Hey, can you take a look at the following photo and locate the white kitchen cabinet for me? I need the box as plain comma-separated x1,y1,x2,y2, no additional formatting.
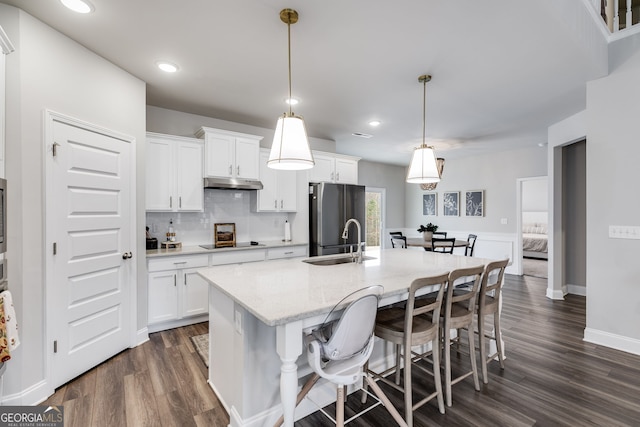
195,127,263,180
146,132,203,212
266,245,307,260
308,151,359,184
256,149,297,212
147,254,209,332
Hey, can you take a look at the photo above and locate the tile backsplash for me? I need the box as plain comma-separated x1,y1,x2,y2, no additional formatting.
146,189,292,245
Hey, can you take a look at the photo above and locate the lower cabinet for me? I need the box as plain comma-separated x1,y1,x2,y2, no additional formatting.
148,254,209,332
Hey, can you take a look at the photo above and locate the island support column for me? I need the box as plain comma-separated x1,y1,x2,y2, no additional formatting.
276,320,303,427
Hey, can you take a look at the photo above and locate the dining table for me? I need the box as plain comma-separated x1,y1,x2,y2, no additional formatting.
405,237,469,250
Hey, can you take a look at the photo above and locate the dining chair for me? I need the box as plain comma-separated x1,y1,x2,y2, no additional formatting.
431,237,456,254
274,285,407,427
363,273,449,426
440,266,484,407
465,234,477,256
390,231,407,249
432,231,448,238
476,259,509,383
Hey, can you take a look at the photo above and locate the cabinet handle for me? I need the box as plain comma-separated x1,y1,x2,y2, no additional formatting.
169,196,173,208
280,200,283,209
237,165,240,175
173,261,187,265
179,196,182,208
174,274,177,287
336,172,340,181
274,200,278,209
229,165,232,175
331,172,334,181
184,274,187,286
284,251,293,255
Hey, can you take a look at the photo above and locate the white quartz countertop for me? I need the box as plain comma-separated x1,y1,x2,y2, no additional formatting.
198,249,494,327
146,240,306,258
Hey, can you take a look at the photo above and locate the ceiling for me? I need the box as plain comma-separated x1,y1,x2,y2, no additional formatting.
1,0,608,165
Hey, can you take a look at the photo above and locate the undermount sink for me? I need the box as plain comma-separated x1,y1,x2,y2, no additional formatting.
302,255,376,266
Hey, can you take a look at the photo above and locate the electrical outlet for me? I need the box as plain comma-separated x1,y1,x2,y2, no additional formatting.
234,309,243,334
500,218,508,225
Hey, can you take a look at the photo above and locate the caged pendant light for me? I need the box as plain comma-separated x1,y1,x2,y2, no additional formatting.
406,74,443,184
268,9,315,170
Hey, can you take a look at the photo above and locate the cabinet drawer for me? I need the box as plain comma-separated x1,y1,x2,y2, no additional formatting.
148,254,209,272
210,249,266,266
267,246,307,260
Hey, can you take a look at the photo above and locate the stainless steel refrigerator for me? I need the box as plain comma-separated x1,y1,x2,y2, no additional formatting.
309,182,366,256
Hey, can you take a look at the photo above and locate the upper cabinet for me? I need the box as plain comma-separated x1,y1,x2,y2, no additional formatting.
308,151,360,184
195,127,263,180
146,132,203,212
256,149,297,212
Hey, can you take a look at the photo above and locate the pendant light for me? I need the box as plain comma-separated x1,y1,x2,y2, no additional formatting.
406,74,442,184
268,9,314,170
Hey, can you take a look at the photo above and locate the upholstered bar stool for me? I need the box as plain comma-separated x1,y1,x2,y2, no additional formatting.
440,266,484,407
363,273,449,427
476,259,509,383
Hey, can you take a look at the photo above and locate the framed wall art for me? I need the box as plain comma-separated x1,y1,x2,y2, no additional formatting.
422,193,437,216
465,190,484,217
443,191,459,216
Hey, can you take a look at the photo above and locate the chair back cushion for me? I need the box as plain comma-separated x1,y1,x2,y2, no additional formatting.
312,286,383,361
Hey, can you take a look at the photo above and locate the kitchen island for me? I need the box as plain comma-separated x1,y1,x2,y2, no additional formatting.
198,249,496,427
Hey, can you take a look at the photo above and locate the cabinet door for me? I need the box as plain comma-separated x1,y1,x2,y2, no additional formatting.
257,150,278,211
146,137,175,210
182,268,209,318
309,154,335,183
205,133,234,177
148,271,179,324
277,169,298,211
335,158,358,184
235,137,260,179
176,141,203,211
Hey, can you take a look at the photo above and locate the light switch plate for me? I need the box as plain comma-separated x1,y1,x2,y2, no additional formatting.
501,218,508,225
609,225,640,239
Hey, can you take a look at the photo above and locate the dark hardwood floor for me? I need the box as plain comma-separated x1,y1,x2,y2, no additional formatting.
45,274,640,426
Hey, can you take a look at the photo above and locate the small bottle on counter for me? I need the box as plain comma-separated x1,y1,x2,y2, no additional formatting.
284,219,291,242
167,219,176,242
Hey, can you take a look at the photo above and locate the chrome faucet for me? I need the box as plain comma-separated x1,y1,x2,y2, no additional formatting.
341,218,363,263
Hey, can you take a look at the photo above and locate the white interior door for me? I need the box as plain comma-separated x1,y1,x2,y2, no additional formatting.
48,116,134,387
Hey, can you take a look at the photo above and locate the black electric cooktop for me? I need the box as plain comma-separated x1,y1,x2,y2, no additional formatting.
199,241,264,250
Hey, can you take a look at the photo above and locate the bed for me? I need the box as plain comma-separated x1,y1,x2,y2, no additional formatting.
522,212,548,259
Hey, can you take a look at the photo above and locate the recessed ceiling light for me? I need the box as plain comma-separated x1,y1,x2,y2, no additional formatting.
285,97,299,105
157,61,179,73
60,0,94,14
369,120,381,127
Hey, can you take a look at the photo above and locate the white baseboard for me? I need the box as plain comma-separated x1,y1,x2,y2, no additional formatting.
2,379,51,406
546,287,565,300
584,328,640,356
136,327,149,346
566,284,586,296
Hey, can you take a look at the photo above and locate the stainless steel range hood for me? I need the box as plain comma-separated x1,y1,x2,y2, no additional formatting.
203,177,263,190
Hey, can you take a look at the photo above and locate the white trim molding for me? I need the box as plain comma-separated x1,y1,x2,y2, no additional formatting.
584,328,640,356
566,284,587,296
0,25,15,55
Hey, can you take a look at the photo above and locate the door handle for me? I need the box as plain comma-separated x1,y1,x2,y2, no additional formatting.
122,252,133,260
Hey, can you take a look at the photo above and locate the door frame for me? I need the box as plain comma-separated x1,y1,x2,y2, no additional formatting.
43,110,137,391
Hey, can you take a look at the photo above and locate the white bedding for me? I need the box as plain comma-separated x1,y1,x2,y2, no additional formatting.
523,233,548,253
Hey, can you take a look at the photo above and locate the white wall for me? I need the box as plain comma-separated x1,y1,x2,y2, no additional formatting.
522,178,548,212
358,160,406,232
0,5,146,403
583,47,640,354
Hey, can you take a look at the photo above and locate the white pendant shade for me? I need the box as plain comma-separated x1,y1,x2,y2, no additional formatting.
268,114,314,170
406,145,441,184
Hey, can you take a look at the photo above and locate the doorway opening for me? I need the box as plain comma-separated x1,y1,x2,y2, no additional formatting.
519,176,549,279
